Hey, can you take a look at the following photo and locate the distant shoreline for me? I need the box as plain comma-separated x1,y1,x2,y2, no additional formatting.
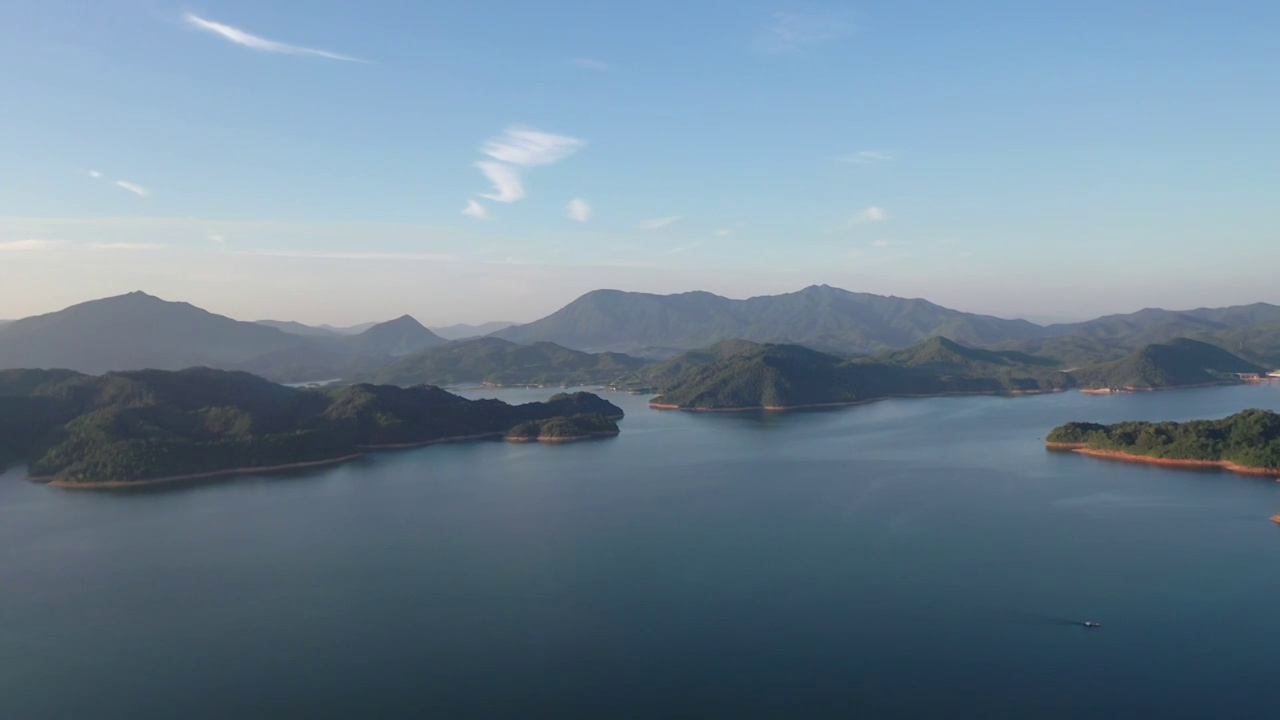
505,430,621,443
1079,381,1239,395
33,429,565,489
1046,443,1280,479
650,387,1065,413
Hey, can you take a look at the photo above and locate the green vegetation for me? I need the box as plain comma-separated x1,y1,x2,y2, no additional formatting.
1046,409,1280,470
646,335,1267,410
504,413,620,442
357,337,645,387
1068,339,1262,390
0,368,622,485
649,340,1071,409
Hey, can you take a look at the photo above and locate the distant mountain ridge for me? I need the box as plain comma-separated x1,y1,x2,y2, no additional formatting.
431,321,518,340
493,285,1046,355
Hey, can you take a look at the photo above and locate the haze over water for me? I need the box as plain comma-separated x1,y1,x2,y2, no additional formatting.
3,385,1279,718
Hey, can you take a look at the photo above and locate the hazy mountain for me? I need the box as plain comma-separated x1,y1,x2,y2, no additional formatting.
346,315,446,357
1070,339,1264,390
1043,303,1280,340
0,292,307,373
430,321,519,340
358,337,645,387
320,322,379,335
494,285,1045,355
255,320,343,338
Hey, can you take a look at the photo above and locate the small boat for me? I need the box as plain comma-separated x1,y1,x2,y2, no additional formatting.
1082,621,1101,628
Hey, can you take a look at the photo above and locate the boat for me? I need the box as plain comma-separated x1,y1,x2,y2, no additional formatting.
1082,621,1101,628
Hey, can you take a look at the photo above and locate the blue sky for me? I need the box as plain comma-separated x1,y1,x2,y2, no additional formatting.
1,0,1278,324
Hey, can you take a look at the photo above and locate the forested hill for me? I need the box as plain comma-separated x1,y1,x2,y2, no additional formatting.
0,368,622,486
1046,410,1280,470
356,337,646,387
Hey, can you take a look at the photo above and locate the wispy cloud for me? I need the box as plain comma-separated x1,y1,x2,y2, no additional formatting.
566,198,592,222
462,199,489,219
114,180,150,197
207,233,226,245
471,126,585,205
82,169,103,179
481,127,586,167
714,228,733,238
664,240,703,255
475,162,524,203
757,12,854,54
837,150,893,165
639,215,682,230
183,13,370,63
847,206,888,225
0,239,67,251
569,58,610,71
871,239,891,247
90,242,164,251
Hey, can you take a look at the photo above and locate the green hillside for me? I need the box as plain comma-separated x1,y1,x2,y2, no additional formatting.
0,368,622,485
1070,339,1263,390
357,338,646,387
1047,409,1280,470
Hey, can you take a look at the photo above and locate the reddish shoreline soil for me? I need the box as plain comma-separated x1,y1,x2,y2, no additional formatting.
41,453,367,490
1046,443,1280,479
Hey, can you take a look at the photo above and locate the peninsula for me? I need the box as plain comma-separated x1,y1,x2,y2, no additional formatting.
1046,409,1280,478
0,368,623,488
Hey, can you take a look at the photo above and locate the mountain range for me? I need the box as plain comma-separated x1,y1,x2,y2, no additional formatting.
0,292,444,376
1,288,1276,384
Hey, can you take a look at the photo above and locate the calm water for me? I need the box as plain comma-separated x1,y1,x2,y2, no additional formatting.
3,385,1280,718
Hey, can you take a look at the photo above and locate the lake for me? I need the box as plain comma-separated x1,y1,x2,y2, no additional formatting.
3,385,1280,718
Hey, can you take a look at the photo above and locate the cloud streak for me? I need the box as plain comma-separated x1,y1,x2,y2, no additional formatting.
481,127,586,167
183,13,370,63
639,215,682,230
569,58,610,71
90,242,164,251
566,198,592,222
847,206,888,225
757,12,854,54
475,162,524,203
114,180,150,197
0,239,67,251
462,199,489,219
838,150,893,165
664,240,703,255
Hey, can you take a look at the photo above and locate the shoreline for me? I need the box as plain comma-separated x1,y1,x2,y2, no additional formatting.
505,430,621,443
1080,380,1238,395
41,454,367,490
36,426,593,490
650,387,1066,413
1046,443,1280,479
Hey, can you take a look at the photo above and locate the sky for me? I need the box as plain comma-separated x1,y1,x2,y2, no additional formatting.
2,0,1278,325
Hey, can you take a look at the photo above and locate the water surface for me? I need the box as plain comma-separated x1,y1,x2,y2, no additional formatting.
3,385,1279,718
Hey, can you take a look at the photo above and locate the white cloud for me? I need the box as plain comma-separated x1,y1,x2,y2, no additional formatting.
114,180,150,197
569,58,610,71
481,127,586,167
90,243,165,251
757,12,854,54
714,228,733,238
566,198,592,222
848,206,888,225
475,162,524,203
83,169,103,179
837,150,893,165
0,239,67,251
208,233,226,244
664,240,703,255
184,13,369,62
462,199,489,219
871,239,891,247
639,215,683,230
